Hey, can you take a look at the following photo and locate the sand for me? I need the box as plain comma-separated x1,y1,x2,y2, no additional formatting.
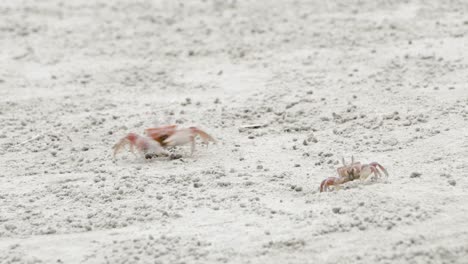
0,0,467,263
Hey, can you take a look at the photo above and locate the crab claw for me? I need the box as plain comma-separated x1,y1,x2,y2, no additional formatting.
113,133,142,158
144,138,169,156
163,128,193,146
113,133,168,159
113,137,131,158
320,177,343,192
190,127,216,144
369,162,389,177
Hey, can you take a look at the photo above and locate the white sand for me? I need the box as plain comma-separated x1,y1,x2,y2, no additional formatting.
1,0,467,263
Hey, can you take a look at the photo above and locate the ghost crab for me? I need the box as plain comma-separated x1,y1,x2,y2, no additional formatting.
320,156,389,192
113,125,216,159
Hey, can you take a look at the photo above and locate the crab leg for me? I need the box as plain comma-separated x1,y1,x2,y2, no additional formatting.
113,138,128,158
129,142,137,156
365,165,380,180
369,162,389,177
372,165,382,178
190,135,195,155
320,176,350,192
191,127,216,144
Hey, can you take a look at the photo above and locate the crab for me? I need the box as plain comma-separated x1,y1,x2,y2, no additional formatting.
145,125,216,155
320,156,389,192
113,125,216,159
113,133,169,159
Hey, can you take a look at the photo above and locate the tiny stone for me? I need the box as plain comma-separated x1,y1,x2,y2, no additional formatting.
295,186,303,192
4,224,17,231
45,228,56,234
448,180,456,186
169,154,182,160
410,172,422,178
402,120,412,126
332,207,341,214
384,138,399,146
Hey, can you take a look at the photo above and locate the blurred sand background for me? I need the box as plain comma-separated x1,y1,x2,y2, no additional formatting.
0,0,467,263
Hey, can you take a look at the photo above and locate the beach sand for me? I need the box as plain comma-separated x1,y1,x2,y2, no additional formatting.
0,0,467,263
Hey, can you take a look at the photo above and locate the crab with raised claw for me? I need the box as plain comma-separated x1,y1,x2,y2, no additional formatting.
320,156,389,192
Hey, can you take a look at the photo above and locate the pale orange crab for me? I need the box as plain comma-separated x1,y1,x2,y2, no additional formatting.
320,156,389,192
144,125,216,155
113,125,216,159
